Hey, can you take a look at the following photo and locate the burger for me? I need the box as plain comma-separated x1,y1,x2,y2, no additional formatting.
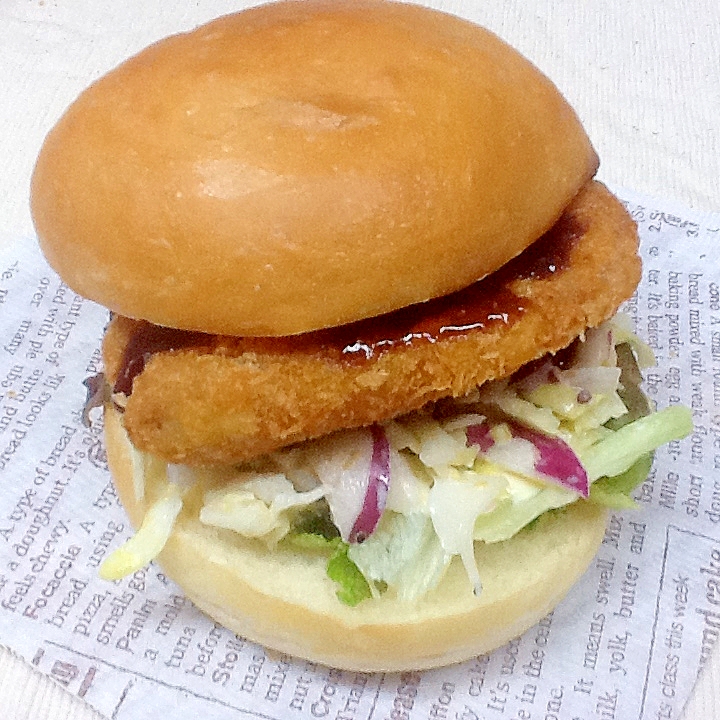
30,0,691,671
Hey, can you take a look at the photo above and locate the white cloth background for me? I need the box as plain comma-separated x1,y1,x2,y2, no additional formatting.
1,1,718,718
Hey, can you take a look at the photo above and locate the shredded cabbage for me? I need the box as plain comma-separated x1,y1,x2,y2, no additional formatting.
428,472,504,595
473,484,575,543
129,436,146,502
199,474,325,545
100,483,183,580
347,512,449,601
305,428,375,541
385,448,430,515
103,315,691,605
611,312,656,368
581,405,693,481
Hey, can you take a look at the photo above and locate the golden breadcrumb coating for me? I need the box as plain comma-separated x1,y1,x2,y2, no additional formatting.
103,181,640,466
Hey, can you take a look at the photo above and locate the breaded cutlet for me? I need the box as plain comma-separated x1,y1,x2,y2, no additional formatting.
103,181,640,466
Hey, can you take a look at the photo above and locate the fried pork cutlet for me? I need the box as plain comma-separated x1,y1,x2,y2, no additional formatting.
103,181,639,466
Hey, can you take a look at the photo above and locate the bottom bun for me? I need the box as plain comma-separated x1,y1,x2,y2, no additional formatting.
105,404,607,671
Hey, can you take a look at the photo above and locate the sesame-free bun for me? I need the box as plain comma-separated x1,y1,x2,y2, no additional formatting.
32,0,598,336
105,404,607,671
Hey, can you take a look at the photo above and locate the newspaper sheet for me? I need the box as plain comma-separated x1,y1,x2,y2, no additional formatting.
0,187,718,720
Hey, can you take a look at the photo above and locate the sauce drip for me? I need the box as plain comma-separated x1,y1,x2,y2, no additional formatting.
115,212,584,392
515,211,585,281
316,210,584,361
324,283,523,362
113,324,208,395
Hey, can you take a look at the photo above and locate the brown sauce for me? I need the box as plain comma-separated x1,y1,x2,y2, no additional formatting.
313,283,525,362
113,324,208,395
515,211,585,281
115,212,584,393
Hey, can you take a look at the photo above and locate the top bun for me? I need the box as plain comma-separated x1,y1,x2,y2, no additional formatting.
31,0,598,337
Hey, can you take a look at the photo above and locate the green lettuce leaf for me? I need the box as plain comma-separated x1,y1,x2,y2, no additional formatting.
581,405,693,481
588,453,654,509
286,532,372,606
326,542,373,606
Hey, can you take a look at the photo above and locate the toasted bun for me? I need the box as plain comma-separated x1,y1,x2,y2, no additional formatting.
105,403,607,671
32,0,597,336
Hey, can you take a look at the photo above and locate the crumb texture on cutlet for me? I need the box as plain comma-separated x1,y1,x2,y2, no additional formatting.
103,181,640,466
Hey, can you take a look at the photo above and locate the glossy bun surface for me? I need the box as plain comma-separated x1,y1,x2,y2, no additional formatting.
32,0,598,335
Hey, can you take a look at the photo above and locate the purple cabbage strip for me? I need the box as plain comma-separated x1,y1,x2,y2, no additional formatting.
466,421,495,452
349,425,391,543
467,420,589,497
510,423,589,497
